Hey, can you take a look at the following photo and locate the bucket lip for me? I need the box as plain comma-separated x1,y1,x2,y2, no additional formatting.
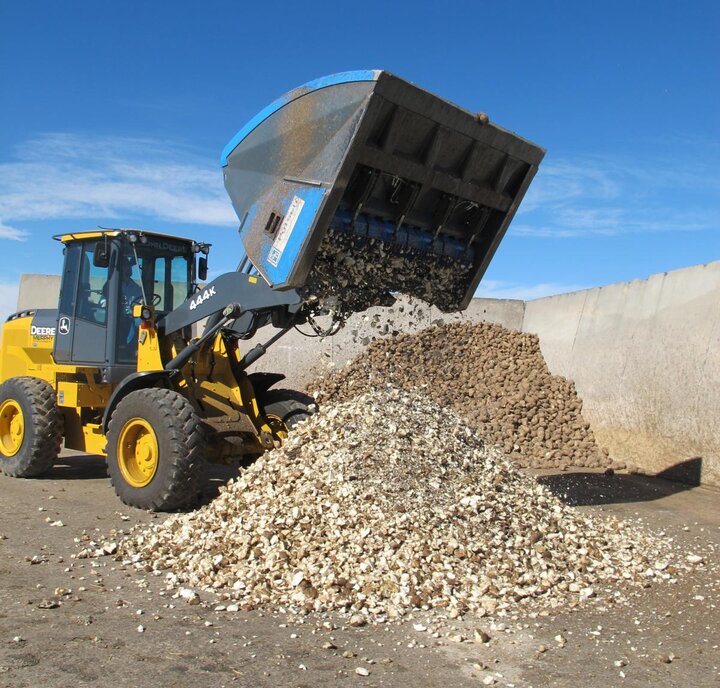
220,69,381,167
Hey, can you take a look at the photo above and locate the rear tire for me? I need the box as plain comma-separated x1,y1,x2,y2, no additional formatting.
260,388,316,431
0,377,62,478
106,388,206,511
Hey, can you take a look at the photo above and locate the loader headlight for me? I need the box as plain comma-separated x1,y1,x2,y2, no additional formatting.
192,242,211,255
141,306,152,321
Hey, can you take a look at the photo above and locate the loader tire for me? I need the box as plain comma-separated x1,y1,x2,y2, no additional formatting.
260,388,316,432
0,377,62,478
106,388,206,511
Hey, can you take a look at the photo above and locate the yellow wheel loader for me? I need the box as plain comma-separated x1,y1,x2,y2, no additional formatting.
0,229,314,509
0,71,543,510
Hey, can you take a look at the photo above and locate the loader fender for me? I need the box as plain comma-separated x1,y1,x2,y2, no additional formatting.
247,372,285,397
102,370,179,433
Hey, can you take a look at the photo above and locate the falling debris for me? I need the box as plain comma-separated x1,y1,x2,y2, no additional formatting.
313,321,611,470
116,388,667,621
307,229,474,315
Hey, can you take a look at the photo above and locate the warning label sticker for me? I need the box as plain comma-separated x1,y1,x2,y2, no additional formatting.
268,195,305,267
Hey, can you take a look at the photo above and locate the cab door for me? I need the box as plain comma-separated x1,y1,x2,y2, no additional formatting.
53,241,109,365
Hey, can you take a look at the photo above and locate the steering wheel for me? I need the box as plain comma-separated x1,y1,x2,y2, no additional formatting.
131,294,162,307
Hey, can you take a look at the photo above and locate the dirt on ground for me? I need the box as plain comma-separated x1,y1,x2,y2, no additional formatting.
1,453,718,688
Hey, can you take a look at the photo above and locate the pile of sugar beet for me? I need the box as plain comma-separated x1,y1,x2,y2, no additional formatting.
111,376,678,623
313,321,611,470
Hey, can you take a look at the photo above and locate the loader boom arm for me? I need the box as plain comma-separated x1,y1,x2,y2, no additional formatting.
157,271,305,337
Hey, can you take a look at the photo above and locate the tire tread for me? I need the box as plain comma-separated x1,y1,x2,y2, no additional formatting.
260,388,316,430
0,377,62,478
107,388,206,511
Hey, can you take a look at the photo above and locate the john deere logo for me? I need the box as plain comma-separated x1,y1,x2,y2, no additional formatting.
58,317,71,335
30,325,55,339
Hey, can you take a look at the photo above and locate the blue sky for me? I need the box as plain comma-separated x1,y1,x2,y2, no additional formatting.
0,1,718,316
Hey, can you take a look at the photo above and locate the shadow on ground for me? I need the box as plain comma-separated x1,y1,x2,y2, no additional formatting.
44,453,108,480
42,452,244,507
536,457,707,507
536,471,697,507
42,453,708,511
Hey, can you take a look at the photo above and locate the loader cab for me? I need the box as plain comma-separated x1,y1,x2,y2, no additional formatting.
52,230,200,383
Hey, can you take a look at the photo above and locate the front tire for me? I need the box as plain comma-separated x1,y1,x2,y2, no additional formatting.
106,388,206,511
0,377,62,478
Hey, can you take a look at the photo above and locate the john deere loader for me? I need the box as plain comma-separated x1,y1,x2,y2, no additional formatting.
0,70,544,510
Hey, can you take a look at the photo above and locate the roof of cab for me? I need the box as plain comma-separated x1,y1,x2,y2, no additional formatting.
53,228,195,244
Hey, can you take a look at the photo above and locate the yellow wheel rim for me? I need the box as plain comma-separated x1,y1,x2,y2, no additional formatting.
0,399,24,457
117,418,159,488
266,414,288,443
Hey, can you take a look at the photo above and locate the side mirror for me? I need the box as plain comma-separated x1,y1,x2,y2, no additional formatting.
198,256,208,282
93,242,110,268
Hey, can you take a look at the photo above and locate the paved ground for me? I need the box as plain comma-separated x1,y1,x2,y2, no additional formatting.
1,454,718,687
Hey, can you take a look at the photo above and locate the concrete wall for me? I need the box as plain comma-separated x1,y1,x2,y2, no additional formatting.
16,274,61,311
522,261,720,487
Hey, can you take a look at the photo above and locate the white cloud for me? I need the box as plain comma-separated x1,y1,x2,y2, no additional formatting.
0,133,237,228
0,283,20,321
515,155,720,238
476,279,588,301
0,218,28,241
2,134,717,246
519,160,621,214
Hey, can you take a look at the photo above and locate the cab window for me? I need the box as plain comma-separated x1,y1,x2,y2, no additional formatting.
76,243,108,324
148,253,191,312
170,255,191,309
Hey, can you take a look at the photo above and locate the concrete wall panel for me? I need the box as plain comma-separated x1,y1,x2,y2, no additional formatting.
523,262,720,486
16,274,61,311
